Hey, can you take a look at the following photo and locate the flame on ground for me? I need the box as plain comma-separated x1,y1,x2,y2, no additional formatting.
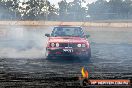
81,67,89,78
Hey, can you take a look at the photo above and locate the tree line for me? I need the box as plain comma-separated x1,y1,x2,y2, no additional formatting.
0,0,132,21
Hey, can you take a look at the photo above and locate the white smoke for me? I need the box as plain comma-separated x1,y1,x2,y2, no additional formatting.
0,26,53,59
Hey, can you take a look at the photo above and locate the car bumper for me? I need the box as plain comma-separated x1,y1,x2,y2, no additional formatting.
46,48,91,57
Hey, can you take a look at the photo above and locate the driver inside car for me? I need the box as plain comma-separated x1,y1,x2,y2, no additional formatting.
55,28,66,36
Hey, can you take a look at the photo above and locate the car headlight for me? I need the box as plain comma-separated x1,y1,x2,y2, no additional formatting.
77,44,82,47
51,43,55,47
82,44,86,47
56,43,59,47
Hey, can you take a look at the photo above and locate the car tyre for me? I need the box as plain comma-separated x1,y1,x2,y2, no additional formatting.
45,50,55,60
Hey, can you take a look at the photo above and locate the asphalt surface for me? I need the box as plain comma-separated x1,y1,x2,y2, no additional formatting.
0,26,132,87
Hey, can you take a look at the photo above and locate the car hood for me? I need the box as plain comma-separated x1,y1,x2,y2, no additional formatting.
49,37,88,43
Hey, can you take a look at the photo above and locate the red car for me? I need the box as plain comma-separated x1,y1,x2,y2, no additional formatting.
45,26,91,59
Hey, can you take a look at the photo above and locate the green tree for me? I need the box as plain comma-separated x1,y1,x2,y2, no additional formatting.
58,0,67,20
121,0,132,19
58,0,87,21
88,0,109,20
0,0,21,20
109,0,120,18
48,4,58,20
67,0,83,21
21,0,57,20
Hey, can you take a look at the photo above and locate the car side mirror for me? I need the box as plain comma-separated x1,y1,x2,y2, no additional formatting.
86,35,90,38
45,33,50,37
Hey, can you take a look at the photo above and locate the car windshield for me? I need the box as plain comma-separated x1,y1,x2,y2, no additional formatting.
51,27,84,37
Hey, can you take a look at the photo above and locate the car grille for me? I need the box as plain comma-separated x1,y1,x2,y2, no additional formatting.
59,43,68,47
59,43,77,48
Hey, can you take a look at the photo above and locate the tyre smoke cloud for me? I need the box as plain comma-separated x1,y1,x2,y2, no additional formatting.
0,26,52,59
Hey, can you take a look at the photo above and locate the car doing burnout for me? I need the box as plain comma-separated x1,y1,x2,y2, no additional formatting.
45,26,91,59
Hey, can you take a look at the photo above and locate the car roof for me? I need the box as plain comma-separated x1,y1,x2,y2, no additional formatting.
54,25,82,28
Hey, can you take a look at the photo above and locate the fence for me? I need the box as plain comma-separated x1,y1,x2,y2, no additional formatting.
0,21,132,27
